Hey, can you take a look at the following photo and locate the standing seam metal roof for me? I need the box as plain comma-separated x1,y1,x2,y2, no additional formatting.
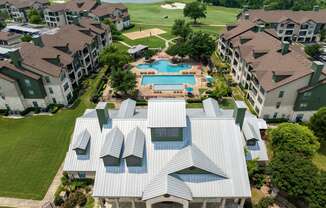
117,98,136,118
142,174,192,201
100,127,124,158
72,129,91,151
203,98,221,117
123,127,145,158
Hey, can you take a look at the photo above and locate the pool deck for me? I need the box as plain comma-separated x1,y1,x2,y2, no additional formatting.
130,55,209,99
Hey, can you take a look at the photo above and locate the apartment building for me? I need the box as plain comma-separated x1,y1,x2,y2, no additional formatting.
237,7,326,42
0,17,112,112
0,31,20,47
63,98,268,208
44,0,130,31
0,42,74,111
218,21,326,122
0,0,49,22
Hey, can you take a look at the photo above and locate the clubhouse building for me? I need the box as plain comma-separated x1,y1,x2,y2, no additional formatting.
63,98,268,208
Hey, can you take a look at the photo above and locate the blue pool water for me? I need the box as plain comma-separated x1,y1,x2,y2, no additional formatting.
141,75,196,85
137,60,191,73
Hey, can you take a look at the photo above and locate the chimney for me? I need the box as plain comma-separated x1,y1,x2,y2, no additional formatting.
96,102,110,130
244,13,250,20
233,101,247,129
281,41,289,55
258,24,265,32
8,49,22,67
32,35,44,47
309,61,324,86
313,5,319,12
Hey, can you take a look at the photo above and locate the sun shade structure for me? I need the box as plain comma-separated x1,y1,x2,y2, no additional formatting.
203,98,221,117
117,98,136,118
162,145,228,178
100,127,124,166
72,129,91,154
148,99,187,128
142,174,192,201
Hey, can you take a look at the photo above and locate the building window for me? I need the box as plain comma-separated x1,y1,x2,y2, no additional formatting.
273,112,278,119
60,73,66,81
303,92,311,97
49,87,53,94
52,98,56,104
24,79,31,87
276,102,281,109
278,91,284,98
258,96,263,104
300,103,308,108
78,172,86,178
28,90,34,95
45,76,50,83
32,101,38,107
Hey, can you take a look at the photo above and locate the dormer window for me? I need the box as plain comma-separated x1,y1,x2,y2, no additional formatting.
100,127,124,166
73,129,91,155
246,138,258,146
123,127,145,166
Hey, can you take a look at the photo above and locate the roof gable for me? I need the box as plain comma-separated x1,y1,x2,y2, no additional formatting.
73,129,91,151
100,127,124,158
123,127,145,158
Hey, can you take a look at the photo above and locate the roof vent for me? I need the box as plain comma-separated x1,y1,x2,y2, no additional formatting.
96,102,109,131
233,101,247,129
281,41,290,55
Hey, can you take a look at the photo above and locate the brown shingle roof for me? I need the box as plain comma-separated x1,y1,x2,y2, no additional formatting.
41,24,94,53
0,60,41,80
19,42,73,77
222,20,256,40
0,31,20,41
0,71,15,82
240,9,326,24
62,0,97,12
2,0,48,9
79,17,108,34
90,3,126,17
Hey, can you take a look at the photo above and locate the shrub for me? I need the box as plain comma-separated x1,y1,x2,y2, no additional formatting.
254,197,274,208
70,191,87,206
0,109,9,116
136,99,148,106
63,198,77,208
53,195,64,206
304,44,321,57
309,107,326,141
20,107,35,116
61,173,69,186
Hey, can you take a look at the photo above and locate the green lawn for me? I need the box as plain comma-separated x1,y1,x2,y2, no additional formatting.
121,35,166,49
0,70,105,199
313,141,326,171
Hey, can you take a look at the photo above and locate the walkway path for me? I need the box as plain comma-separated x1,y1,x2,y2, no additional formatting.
0,164,64,208
118,41,131,48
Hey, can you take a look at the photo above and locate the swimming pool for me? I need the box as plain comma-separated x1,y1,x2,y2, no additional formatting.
137,60,191,73
141,75,196,85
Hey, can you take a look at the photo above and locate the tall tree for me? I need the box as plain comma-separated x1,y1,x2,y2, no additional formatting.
109,69,136,95
309,107,326,142
99,46,130,71
307,171,326,208
166,42,191,59
268,151,318,198
186,31,215,61
171,19,192,41
102,19,122,40
270,123,320,158
28,9,42,24
183,1,207,24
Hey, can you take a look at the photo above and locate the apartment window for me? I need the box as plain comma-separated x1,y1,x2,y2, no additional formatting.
49,87,54,94
263,114,270,119
303,92,311,97
273,112,278,119
258,96,263,104
60,73,66,81
63,83,69,91
278,91,284,98
285,30,293,35
45,76,50,83
28,90,34,95
24,79,31,87
278,30,284,34
276,102,281,109
52,98,57,104
32,101,38,107
255,106,260,114
300,103,308,108
78,172,86,178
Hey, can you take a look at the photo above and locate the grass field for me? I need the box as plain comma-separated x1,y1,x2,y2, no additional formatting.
0,70,104,199
121,35,166,48
313,141,326,171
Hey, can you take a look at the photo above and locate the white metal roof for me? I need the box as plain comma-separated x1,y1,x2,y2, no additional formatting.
142,174,192,201
123,127,145,158
203,98,221,117
118,98,136,118
147,99,187,128
72,129,91,151
100,127,124,158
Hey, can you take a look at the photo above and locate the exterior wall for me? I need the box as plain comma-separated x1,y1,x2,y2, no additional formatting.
0,78,25,111
260,75,311,120
44,9,67,28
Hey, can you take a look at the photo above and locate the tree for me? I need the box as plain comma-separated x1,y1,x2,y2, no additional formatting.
21,34,32,42
309,107,326,142
270,123,320,157
307,171,326,208
304,44,321,57
254,197,274,208
186,31,215,61
28,9,42,24
102,19,122,40
109,69,136,95
166,42,191,59
210,77,231,100
171,19,192,41
99,46,130,70
0,10,9,21
0,21,6,30
320,29,326,42
183,1,207,24
268,151,318,198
